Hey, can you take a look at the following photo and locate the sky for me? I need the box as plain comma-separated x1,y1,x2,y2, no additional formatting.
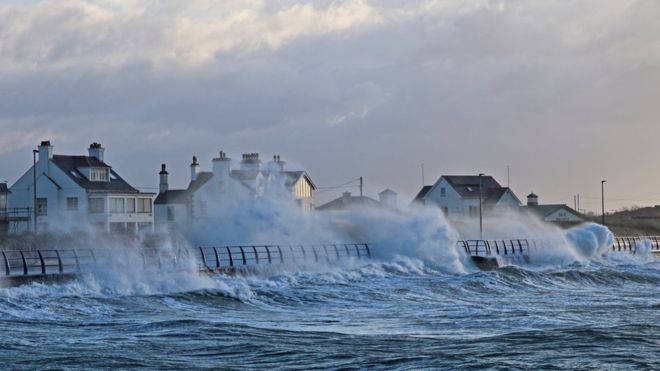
0,0,659,211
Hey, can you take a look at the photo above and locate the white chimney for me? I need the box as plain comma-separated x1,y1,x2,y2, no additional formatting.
379,189,398,209
212,151,231,183
159,164,169,193
266,154,285,173
240,153,261,172
527,193,539,206
190,156,200,182
38,140,53,162
88,142,105,162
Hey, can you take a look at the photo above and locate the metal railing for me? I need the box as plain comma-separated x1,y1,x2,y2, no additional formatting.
458,239,533,257
612,236,660,253
0,249,96,277
188,243,372,271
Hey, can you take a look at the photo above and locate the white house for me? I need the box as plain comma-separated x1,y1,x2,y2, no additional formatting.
412,175,521,218
520,193,587,226
8,141,155,235
155,152,316,229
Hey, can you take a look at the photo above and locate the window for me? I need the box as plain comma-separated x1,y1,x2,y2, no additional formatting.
167,206,175,221
109,198,125,213
469,206,479,218
442,206,448,216
88,198,105,213
126,198,136,213
66,197,79,211
36,198,48,215
440,187,446,197
137,198,152,213
90,168,109,182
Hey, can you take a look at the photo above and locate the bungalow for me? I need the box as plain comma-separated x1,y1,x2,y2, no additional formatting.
520,193,587,226
155,152,316,229
316,189,398,225
8,141,155,235
412,175,521,218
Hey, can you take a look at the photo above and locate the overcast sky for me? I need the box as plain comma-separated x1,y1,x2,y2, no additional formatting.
1,0,659,211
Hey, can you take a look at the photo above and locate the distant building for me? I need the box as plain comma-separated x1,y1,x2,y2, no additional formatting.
155,152,316,229
316,189,398,224
520,193,587,226
412,175,521,217
8,141,155,235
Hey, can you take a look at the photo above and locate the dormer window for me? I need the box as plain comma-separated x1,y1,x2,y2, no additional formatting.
90,167,109,182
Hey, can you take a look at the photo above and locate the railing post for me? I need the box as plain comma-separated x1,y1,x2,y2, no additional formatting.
72,249,80,272
1,251,10,276
311,245,318,262
213,247,220,269
288,245,296,262
37,250,46,275
364,243,371,258
333,244,340,260
265,245,272,264
225,246,234,267
198,247,208,270
19,251,27,275
355,243,361,258
239,246,247,265
55,249,64,273
300,245,307,260
276,245,284,264
344,244,351,256
252,246,259,264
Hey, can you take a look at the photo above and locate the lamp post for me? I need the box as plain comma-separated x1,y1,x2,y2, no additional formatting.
32,149,38,235
601,180,606,226
479,173,484,240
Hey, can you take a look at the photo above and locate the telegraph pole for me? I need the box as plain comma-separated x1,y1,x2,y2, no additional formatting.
32,149,38,235
359,176,363,197
479,173,484,240
601,180,607,226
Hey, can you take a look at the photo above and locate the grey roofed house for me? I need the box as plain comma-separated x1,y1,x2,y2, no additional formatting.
316,192,383,211
154,172,213,205
522,204,585,219
52,155,140,194
412,185,433,204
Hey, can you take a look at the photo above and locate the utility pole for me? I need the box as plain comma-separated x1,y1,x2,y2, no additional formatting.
577,193,580,211
32,149,38,235
359,176,363,197
601,180,607,226
507,165,510,188
421,164,425,187
479,173,484,240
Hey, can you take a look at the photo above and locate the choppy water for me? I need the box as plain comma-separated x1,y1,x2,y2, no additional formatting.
0,251,658,369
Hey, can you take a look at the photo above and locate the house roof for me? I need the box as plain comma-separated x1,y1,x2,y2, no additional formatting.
51,155,140,194
412,186,433,203
282,171,317,190
316,193,382,211
155,172,213,205
521,204,586,220
154,190,190,205
0,183,10,194
379,188,397,196
443,175,501,198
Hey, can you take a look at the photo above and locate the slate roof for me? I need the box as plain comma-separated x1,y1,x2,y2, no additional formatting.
281,171,316,190
155,172,213,205
154,190,190,205
443,175,501,198
0,183,10,194
316,194,382,211
379,188,397,196
412,186,432,204
51,155,140,194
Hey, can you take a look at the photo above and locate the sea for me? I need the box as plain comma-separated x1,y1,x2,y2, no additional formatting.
0,244,658,370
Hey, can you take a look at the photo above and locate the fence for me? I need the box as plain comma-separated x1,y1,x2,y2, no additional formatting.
187,243,372,272
457,239,534,257
612,236,660,253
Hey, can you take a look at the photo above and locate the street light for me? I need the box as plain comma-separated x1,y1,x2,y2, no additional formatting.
601,180,607,226
33,149,38,235
479,173,484,240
